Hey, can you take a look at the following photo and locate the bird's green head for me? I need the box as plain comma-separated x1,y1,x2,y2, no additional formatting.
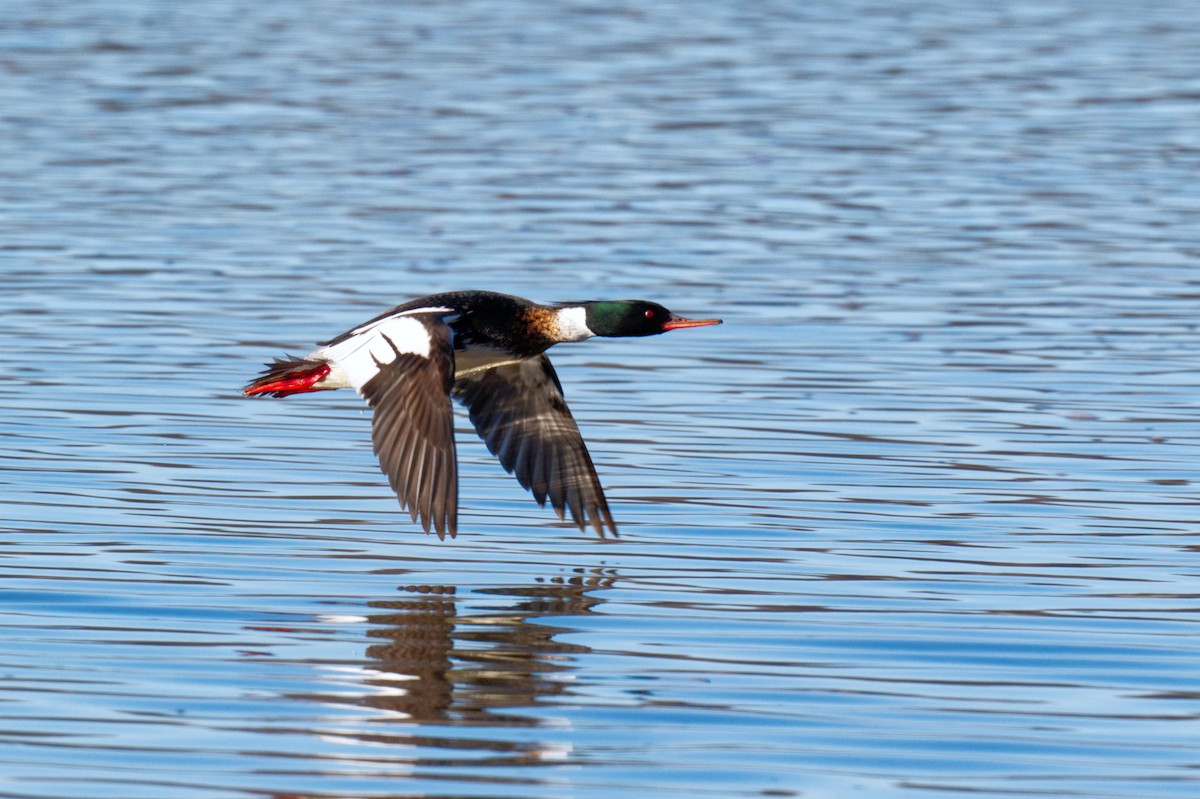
581,300,722,337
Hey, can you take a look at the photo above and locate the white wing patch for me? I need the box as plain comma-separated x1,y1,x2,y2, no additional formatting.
311,308,452,391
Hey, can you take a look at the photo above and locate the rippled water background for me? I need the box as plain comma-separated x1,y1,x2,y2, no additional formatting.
3,2,1200,797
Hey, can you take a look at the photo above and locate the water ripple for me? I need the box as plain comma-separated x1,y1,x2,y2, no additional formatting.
2,1,1200,798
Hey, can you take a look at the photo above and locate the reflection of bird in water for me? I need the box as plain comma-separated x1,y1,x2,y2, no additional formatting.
359,569,616,724
360,584,457,723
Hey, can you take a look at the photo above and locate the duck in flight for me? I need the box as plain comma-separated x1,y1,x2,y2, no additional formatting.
244,290,721,539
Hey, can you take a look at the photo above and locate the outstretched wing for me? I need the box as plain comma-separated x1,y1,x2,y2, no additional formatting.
329,312,458,538
452,355,616,538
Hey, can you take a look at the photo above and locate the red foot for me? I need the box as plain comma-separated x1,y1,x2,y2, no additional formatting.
244,363,331,397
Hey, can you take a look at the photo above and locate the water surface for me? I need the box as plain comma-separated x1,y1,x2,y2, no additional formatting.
2,1,1199,797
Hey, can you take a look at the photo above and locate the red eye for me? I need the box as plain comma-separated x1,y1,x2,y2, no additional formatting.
644,309,655,318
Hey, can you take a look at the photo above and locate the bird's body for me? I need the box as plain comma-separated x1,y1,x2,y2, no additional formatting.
244,290,721,538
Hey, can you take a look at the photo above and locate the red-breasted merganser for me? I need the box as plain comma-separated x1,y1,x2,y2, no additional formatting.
244,290,721,539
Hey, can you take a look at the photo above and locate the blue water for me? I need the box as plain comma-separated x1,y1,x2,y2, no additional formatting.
2,1,1200,797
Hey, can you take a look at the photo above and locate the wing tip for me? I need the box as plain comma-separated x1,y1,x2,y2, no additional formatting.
578,504,619,540
596,511,620,540
407,501,457,541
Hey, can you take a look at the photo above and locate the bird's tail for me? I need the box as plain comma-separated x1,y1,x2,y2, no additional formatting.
243,356,332,398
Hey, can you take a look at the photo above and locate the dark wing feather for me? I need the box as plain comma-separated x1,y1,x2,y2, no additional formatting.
359,326,458,538
452,355,616,538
